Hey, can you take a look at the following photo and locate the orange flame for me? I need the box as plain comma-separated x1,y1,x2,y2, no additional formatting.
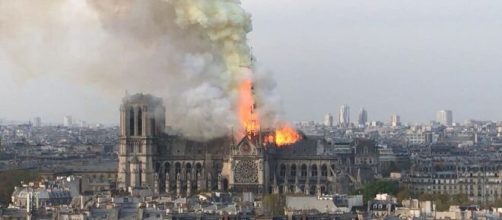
267,125,302,147
238,79,259,134
238,78,301,146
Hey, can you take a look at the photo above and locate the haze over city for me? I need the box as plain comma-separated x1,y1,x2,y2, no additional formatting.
4,1,502,219
1,0,502,124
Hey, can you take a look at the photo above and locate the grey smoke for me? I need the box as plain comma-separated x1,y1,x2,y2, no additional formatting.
0,0,281,140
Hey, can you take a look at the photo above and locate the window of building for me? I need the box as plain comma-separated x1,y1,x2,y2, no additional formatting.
129,108,135,136
150,118,155,135
279,164,286,177
164,163,170,175
301,164,307,177
186,163,192,176
321,164,328,177
311,165,318,177
137,108,142,136
175,163,181,176
290,164,297,177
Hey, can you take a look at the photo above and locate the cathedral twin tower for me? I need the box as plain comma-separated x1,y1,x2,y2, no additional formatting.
116,93,268,195
117,94,165,191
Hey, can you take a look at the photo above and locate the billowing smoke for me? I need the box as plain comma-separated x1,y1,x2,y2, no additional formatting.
0,0,281,140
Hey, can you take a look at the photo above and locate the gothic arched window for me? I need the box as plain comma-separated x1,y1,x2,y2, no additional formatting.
151,118,156,136
196,163,202,175
290,164,297,177
175,162,181,180
164,163,170,175
312,164,318,177
301,164,307,177
129,107,135,136
139,161,143,186
279,164,286,177
186,163,192,176
137,108,143,136
321,164,328,177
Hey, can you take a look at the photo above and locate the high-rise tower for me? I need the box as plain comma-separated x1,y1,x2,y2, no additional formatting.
33,117,42,127
436,110,453,126
358,108,368,127
117,94,165,191
338,105,350,127
390,114,401,127
324,113,334,127
63,116,72,127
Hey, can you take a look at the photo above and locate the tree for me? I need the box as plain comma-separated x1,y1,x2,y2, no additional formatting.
435,194,450,211
396,187,410,202
354,180,399,202
0,169,39,206
262,194,286,216
450,194,469,206
418,193,434,202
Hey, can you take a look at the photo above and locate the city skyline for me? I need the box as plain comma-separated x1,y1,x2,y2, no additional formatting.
0,107,482,126
2,1,502,218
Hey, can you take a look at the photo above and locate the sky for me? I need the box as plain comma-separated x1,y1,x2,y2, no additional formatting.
1,0,502,125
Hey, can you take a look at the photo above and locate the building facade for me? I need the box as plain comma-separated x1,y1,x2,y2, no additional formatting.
404,144,502,203
116,94,349,196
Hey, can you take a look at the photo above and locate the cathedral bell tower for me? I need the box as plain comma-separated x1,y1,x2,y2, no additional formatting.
117,93,165,192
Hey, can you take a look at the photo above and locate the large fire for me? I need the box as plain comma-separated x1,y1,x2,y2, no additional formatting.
238,78,301,146
238,79,259,134
266,125,302,147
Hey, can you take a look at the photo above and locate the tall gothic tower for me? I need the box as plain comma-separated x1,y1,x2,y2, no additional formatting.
117,94,165,191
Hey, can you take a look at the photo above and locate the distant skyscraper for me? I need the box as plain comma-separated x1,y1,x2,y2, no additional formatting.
324,113,334,127
436,110,453,126
79,120,88,128
338,105,350,127
390,114,401,127
63,115,73,127
358,108,368,126
33,117,42,127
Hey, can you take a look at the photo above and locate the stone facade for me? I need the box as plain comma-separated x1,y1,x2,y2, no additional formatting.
117,93,372,196
404,145,502,203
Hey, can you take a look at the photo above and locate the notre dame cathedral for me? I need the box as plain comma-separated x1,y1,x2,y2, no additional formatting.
117,93,366,196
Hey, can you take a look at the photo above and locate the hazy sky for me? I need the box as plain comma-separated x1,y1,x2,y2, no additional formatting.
1,0,502,125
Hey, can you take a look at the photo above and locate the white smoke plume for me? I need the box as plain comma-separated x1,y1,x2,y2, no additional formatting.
0,0,281,140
